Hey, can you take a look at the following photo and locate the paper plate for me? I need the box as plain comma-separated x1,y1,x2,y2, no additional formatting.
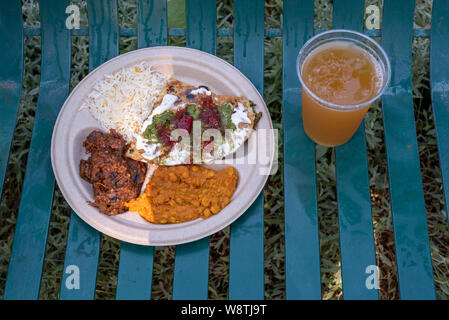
51,46,274,246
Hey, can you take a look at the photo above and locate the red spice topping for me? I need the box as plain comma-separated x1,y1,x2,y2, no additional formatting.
176,115,193,133
157,125,176,149
198,97,221,129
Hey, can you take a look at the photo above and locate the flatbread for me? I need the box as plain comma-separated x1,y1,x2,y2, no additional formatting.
127,78,262,164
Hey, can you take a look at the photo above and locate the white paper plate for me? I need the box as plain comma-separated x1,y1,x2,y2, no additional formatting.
51,46,274,246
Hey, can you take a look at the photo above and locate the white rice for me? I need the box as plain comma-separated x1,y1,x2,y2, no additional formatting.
81,62,167,142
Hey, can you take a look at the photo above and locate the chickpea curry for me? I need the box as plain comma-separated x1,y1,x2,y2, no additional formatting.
126,165,238,224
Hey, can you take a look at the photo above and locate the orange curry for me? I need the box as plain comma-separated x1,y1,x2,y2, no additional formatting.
126,165,238,224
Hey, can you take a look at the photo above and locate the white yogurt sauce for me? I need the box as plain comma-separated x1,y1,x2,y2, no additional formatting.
232,102,252,125
160,141,191,165
190,87,211,96
135,93,253,165
204,103,252,161
135,135,161,160
140,94,179,130
135,94,179,161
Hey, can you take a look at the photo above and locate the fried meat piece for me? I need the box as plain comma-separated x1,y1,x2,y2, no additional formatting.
80,129,147,215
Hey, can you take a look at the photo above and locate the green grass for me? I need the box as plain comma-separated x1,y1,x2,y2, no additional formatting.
0,0,448,300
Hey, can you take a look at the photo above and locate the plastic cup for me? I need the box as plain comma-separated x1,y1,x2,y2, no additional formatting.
297,29,391,147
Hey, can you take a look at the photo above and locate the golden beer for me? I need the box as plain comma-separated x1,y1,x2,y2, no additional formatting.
297,30,390,147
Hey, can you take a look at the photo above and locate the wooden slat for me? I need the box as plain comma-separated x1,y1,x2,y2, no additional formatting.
332,0,378,299
87,0,119,71
21,26,435,38
282,0,321,300
185,0,216,53
115,242,154,300
430,0,449,233
59,214,101,299
228,0,265,300
137,0,168,48
381,0,435,299
172,0,215,300
60,0,119,300
4,0,71,299
0,0,23,200
115,0,168,300
172,238,211,299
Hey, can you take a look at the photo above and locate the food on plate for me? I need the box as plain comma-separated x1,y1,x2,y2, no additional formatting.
126,165,238,224
78,63,260,223
81,62,167,142
126,78,262,165
80,129,147,215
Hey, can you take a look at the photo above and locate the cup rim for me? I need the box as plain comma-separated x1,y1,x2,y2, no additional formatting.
296,29,391,111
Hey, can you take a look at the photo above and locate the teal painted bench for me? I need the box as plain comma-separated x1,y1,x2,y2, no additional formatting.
0,0,447,300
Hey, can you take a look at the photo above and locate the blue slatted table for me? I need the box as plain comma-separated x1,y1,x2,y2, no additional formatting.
172,0,216,300
282,0,321,300
60,0,119,300
228,0,265,300
381,0,435,299
0,0,23,201
115,0,167,300
332,0,378,300
1,0,447,300
4,0,71,300
430,0,449,235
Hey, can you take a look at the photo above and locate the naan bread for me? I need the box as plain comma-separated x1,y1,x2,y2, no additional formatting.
127,78,262,165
